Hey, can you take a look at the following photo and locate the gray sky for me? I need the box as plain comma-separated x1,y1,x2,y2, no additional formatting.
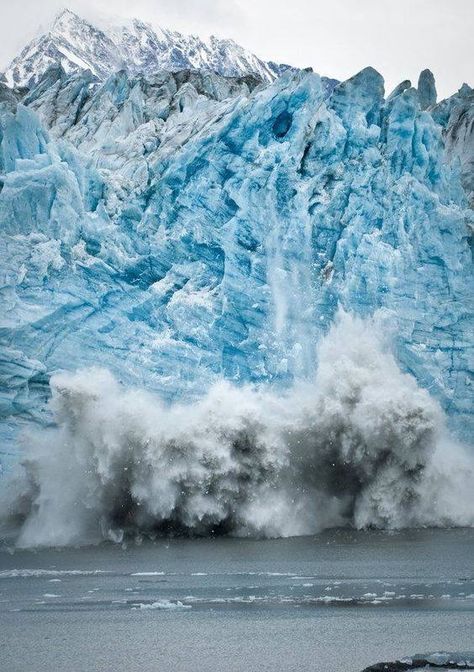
0,0,472,98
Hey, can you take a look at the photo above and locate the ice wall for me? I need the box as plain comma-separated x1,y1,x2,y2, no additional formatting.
0,66,473,463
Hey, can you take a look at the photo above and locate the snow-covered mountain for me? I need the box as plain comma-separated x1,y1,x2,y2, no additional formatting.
3,9,290,89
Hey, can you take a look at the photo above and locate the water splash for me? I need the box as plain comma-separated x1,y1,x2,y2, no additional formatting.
1,312,473,547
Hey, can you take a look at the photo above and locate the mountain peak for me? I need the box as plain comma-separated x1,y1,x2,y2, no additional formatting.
51,8,91,35
53,8,81,25
5,10,287,89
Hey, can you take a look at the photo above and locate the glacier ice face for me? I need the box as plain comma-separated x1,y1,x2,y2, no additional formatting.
433,83,474,205
22,66,265,204
0,65,472,438
0,61,473,541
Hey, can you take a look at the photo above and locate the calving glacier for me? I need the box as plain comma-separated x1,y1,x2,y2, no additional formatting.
0,57,473,545
2,313,473,547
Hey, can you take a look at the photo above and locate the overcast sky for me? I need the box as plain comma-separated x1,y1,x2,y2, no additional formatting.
0,0,472,98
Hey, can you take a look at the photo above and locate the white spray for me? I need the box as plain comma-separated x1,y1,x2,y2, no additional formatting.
1,312,473,547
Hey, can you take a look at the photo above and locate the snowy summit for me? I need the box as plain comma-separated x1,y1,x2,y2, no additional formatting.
3,9,290,88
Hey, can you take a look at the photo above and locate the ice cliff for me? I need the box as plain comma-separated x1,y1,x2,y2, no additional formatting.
0,55,473,543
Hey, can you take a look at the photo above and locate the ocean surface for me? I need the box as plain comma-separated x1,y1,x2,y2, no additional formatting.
0,528,473,672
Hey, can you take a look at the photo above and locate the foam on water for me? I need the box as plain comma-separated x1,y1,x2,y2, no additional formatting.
0,569,109,578
1,312,473,547
135,600,191,610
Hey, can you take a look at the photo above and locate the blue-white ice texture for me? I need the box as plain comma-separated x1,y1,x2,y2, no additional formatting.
0,67,473,457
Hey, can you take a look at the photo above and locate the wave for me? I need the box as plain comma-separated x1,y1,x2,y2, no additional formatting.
1,312,473,547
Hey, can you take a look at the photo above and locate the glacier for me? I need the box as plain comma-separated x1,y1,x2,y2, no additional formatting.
0,50,473,544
